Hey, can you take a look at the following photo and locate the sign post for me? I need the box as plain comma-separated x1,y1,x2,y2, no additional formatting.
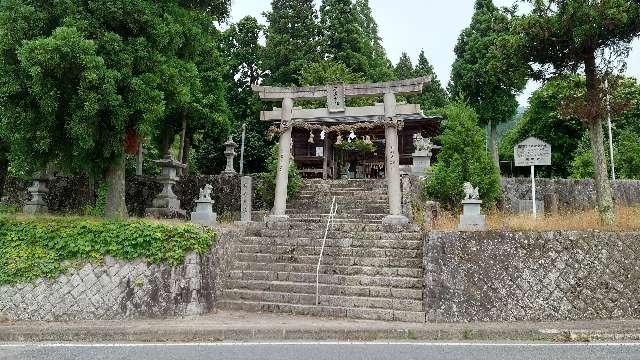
514,137,551,217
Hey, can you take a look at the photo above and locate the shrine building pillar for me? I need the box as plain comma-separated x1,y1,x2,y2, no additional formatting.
383,92,409,226
268,97,293,222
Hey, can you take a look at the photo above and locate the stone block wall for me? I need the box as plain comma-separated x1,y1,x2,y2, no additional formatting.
1,174,266,217
0,229,240,321
424,230,640,322
502,178,640,212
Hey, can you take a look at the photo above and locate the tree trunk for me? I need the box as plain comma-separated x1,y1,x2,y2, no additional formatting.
181,134,191,175
488,119,500,170
584,52,615,225
178,110,187,175
104,156,127,219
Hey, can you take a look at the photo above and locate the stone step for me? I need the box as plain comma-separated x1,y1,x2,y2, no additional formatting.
217,300,426,322
222,289,424,312
224,280,423,300
237,237,423,250
235,245,421,259
298,190,388,197
232,262,423,278
236,253,423,268
285,217,384,224
256,228,423,239
227,271,423,289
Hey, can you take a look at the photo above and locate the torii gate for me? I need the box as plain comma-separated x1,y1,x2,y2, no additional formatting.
253,77,432,226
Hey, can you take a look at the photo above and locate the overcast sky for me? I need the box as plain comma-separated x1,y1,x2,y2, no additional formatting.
229,0,640,106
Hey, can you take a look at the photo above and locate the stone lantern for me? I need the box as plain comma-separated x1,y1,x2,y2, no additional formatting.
223,136,237,174
146,154,187,219
411,133,433,177
23,172,50,215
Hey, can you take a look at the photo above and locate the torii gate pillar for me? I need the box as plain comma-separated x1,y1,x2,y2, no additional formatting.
266,97,294,223
382,92,409,226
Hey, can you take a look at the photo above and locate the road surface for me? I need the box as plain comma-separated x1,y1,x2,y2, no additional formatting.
1,342,639,360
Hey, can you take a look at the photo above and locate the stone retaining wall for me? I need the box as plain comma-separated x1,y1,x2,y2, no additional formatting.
502,178,640,212
1,175,266,217
0,229,240,321
424,230,640,322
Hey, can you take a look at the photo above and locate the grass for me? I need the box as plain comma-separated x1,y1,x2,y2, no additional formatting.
432,206,640,231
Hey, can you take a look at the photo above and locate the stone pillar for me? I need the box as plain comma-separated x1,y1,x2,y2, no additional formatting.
239,176,252,223
266,97,293,223
382,92,409,226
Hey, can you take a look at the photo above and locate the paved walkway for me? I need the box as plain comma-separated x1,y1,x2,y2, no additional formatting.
2,311,640,342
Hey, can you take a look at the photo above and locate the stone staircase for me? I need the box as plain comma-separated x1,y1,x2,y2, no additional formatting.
218,179,426,322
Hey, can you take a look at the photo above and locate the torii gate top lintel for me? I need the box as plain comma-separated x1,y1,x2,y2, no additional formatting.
252,76,432,102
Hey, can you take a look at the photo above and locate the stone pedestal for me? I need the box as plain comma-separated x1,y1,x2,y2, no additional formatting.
191,198,216,227
237,176,252,224
223,136,237,174
458,199,487,231
146,155,187,219
411,149,432,177
23,173,49,215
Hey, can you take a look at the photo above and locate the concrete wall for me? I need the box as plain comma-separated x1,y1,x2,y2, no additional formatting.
502,178,640,212
424,230,640,322
0,229,240,321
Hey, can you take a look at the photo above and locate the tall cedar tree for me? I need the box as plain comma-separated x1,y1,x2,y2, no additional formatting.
0,0,229,217
450,0,528,167
415,51,449,111
394,53,414,80
264,0,320,86
519,0,640,225
354,0,395,81
320,0,369,77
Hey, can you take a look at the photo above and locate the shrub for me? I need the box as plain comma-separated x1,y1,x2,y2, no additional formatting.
0,216,215,285
423,102,502,209
256,144,302,208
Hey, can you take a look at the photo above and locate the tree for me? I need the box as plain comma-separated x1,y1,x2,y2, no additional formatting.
320,0,369,77
0,0,229,218
423,102,502,209
0,139,8,199
415,50,449,112
353,0,395,81
264,0,320,86
214,16,271,174
394,53,414,80
450,0,528,168
499,75,586,177
519,0,640,224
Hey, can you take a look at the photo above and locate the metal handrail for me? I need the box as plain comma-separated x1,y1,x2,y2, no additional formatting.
316,196,337,306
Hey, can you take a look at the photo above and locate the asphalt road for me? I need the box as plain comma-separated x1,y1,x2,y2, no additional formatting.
1,342,640,360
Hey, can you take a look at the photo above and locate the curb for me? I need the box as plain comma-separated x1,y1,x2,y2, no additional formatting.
3,324,640,343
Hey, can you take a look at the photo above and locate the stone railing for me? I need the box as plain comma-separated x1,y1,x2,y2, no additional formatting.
424,230,640,322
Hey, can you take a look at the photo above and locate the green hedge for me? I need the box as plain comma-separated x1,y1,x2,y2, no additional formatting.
0,216,216,285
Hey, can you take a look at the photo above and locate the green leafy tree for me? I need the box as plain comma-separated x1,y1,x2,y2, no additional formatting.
320,0,369,77
394,52,414,80
264,0,320,86
415,50,449,112
205,16,270,174
450,0,528,168
0,0,229,218
519,0,640,224
256,145,303,207
353,0,395,81
424,102,502,209
500,75,585,177
0,139,8,198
